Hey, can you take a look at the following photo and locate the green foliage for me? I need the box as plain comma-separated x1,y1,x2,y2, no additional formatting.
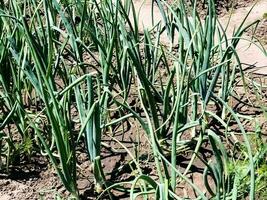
0,0,266,199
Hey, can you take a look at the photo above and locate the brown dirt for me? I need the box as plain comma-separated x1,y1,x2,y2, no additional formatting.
248,19,267,45
0,157,64,200
184,0,255,17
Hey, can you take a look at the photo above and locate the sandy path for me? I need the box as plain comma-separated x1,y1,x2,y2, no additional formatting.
131,0,267,74
219,0,267,74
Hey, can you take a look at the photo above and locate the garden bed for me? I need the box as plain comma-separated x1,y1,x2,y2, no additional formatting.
0,0,267,199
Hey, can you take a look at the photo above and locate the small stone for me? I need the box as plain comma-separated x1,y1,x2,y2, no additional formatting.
77,179,90,190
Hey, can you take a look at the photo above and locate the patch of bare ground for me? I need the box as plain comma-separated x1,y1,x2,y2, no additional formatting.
0,157,64,200
248,19,267,45
176,0,255,17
